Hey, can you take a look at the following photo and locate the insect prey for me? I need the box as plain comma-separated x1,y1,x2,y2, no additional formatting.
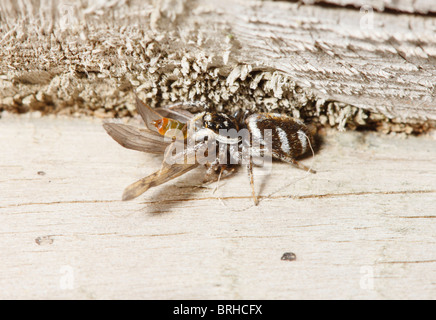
103,96,316,205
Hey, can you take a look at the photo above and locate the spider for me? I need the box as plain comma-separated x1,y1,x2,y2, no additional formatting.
103,96,316,205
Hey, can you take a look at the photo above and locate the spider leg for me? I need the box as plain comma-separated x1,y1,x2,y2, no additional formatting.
247,157,259,206
273,153,316,174
203,161,218,183
213,167,224,193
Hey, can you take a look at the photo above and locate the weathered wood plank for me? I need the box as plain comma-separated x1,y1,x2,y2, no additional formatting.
304,0,436,14
210,0,436,121
1,0,435,127
1,113,435,299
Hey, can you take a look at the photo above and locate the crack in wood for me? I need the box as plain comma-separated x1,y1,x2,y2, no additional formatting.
2,189,434,208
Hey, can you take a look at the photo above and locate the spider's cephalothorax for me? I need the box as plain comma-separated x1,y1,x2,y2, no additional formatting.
189,111,242,183
103,96,316,205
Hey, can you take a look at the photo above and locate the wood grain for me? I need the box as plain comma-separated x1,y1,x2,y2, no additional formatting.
1,113,435,299
302,0,436,14
1,0,435,125
210,0,436,121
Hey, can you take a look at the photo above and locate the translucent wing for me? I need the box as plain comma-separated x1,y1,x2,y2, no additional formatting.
135,95,163,133
103,123,169,154
122,142,204,200
135,95,199,131
122,162,199,200
154,104,195,122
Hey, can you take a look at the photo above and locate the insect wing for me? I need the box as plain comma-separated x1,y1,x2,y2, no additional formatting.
122,162,199,200
135,95,163,132
154,106,194,122
122,142,203,201
103,123,169,154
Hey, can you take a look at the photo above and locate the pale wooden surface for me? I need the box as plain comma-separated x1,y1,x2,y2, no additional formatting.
1,113,435,299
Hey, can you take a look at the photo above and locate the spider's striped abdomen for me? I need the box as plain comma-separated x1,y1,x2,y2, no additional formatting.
245,113,314,159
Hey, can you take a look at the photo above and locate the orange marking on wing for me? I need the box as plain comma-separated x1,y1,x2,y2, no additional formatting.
152,118,168,135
